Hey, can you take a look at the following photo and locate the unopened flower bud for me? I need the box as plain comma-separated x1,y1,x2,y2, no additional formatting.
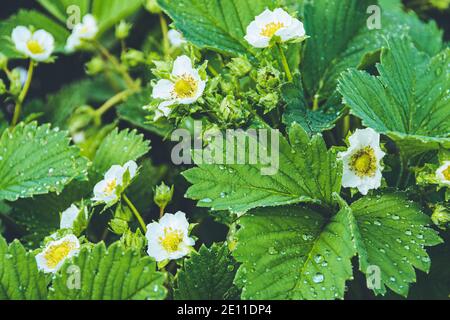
144,0,161,13
0,79,6,95
85,56,105,75
227,57,252,77
115,21,132,40
110,218,129,235
154,182,174,212
431,204,450,230
122,49,145,67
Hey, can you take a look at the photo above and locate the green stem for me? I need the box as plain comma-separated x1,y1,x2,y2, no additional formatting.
123,194,147,233
159,13,170,57
277,43,293,82
342,114,350,138
11,60,35,127
93,41,138,90
95,88,137,118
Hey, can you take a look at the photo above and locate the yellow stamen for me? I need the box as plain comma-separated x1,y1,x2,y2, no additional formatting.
104,179,117,195
159,227,183,252
260,22,285,37
443,165,450,181
27,40,44,54
350,147,377,177
44,240,76,269
173,75,198,99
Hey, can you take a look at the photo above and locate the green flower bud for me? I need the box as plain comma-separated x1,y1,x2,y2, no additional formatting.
120,229,145,251
115,21,132,40
9,68,22,96
154,182,174,212
0,53,8,70
431,204,450,230
85,56,105,75
256,65,281,89
430,0,449,10
110,218,129,235
144,0,161,13
259,92,279,111
122,49,145,67
0,79,6,95
227,57,252,77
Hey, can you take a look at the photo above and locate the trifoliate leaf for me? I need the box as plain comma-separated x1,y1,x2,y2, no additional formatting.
174,243,239,300
0,10,70,58
158,0,276,58
0,122,89,202
282,75,344,135
90,128,150,182
0,235,48,300
117,89,173,137
183,124,342,213
49,242,167,300
349,193,443,297
233,203,356,299
338,37,450,158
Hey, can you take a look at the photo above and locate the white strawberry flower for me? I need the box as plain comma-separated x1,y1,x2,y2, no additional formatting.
60,204,82,230
92,161,138,205
146,211,195,262
244,8,306,48
168,29,186,47
65,14,99,52
11,26,55,61
35,234,80,273
152,55,206,120
436,161,450,186
338,128,386,195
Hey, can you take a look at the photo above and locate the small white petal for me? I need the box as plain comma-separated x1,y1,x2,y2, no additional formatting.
60,204,80,229
152,79,175,100
168,29,186,47
172,55,194,77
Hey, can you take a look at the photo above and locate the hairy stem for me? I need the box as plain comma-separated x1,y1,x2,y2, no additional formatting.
123,194,147,233
159,13,170,57
277,43,293,82
95,88,137,118
11,60,35,127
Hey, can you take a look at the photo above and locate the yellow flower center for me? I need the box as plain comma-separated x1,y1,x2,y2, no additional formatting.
173,75,198,99
159,227,183,253
104,179,117,195
350,147,377,177
27,40,44,54
44,240,76,269
260,22,285,37
442,165,450,181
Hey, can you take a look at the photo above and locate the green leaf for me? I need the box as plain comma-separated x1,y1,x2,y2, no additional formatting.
158,0,276,58
49,242,167,300
0,10,70,58
90,128,150,182
338,37,450,158
10,182,89,247
92,0,143,35
184,124,342,213
0,122,89,202
174,243,239,300
37,0,90,23
233,203,356,299
117,89,173,137
349,193,443,297
282,75,344,135
0,235,48,300
301,0,376,101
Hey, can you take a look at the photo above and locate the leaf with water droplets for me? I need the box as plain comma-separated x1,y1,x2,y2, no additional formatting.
338,37,450,158
349,192,443,297
174,243,239,300
233,203,356,300
0,235,48,300
0,122,89,202
49,241,167,300
183,124,342,213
